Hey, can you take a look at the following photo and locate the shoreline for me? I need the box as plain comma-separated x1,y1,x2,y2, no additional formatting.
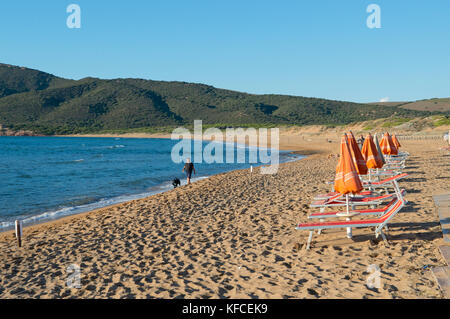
0,155,307,240
1,138,449,298
0,136,309,236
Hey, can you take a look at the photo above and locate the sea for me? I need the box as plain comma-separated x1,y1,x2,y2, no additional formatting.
0,136,302,230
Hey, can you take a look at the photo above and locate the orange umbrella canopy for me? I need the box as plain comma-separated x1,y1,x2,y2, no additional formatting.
334,135,363,195
392,134,401,149
387,133,399,155
380,132,398,155
361,134,384,169
374,133,385,165
346,132,368,175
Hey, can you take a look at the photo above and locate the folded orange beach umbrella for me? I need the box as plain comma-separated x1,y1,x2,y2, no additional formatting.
334,135,363,195
346,132,368,175
374,133,386,165
361,133,383,169
380,132,398,155
387,132,399,155
392,134,401,149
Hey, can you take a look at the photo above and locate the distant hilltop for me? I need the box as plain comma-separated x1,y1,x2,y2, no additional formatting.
0,63,448,135
370,99,450,113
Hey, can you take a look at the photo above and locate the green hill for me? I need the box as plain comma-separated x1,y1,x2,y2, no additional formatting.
0,63,72,98
397,98,450,112
0,63,443,135
371,98,450,112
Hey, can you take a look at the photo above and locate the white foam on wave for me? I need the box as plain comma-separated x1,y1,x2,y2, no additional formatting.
107,145,126,149
0,143,304,232
280,152,305,163
0,175,212,231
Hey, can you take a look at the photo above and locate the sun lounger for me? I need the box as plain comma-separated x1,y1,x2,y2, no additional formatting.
308,197,398,219
297,196,406,249
314,190,376,200
364,172,408,187
309,190,404,209
385,155,408,162
315,173,408,200
360,169,404,180
309,175,406,218
385,156,408,163
383,162,406,169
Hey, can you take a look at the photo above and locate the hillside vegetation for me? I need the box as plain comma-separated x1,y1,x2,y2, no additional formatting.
397,98,450,112
0,63,446,135
372,98,450,112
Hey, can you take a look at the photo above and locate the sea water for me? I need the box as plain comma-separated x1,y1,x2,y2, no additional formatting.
0,136,302,230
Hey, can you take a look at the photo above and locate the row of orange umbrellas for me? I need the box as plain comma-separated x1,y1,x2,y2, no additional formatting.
332,132,402,238
334,132,401,195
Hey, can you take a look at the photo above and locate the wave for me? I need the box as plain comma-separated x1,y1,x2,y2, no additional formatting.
0,141,304,232
48,159,85,165
89,144,126,150
0,175,210,231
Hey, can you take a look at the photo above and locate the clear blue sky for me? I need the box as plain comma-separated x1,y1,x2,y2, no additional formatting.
1,0,449,103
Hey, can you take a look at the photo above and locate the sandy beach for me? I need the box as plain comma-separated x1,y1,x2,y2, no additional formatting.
0,134,449,299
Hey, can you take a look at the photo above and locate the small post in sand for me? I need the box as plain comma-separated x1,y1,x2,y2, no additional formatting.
250,165,253,173
15,220,23,248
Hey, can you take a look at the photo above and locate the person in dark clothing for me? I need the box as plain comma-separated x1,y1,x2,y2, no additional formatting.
357,135,365,150
182,158,196,185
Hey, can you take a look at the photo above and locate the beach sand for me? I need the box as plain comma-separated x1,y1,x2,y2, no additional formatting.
0,136,449,299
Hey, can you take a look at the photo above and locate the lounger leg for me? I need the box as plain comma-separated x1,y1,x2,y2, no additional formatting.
306,231,313,250
380,231,389,246
317,209,325,235
318,219,324,234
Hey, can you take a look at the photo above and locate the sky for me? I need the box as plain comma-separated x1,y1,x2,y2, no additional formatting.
0,0,449,103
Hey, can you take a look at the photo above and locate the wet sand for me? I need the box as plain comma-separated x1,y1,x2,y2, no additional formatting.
0,137,449,298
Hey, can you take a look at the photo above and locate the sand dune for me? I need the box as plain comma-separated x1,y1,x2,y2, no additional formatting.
0,137,449,298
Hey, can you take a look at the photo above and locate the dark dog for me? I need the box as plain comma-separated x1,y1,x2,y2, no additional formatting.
172,177,181,188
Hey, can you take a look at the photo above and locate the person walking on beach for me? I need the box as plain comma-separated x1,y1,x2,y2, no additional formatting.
182,158,196,185
357,135,365,150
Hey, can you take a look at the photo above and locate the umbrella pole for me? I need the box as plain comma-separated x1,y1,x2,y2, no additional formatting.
346,194,352,239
